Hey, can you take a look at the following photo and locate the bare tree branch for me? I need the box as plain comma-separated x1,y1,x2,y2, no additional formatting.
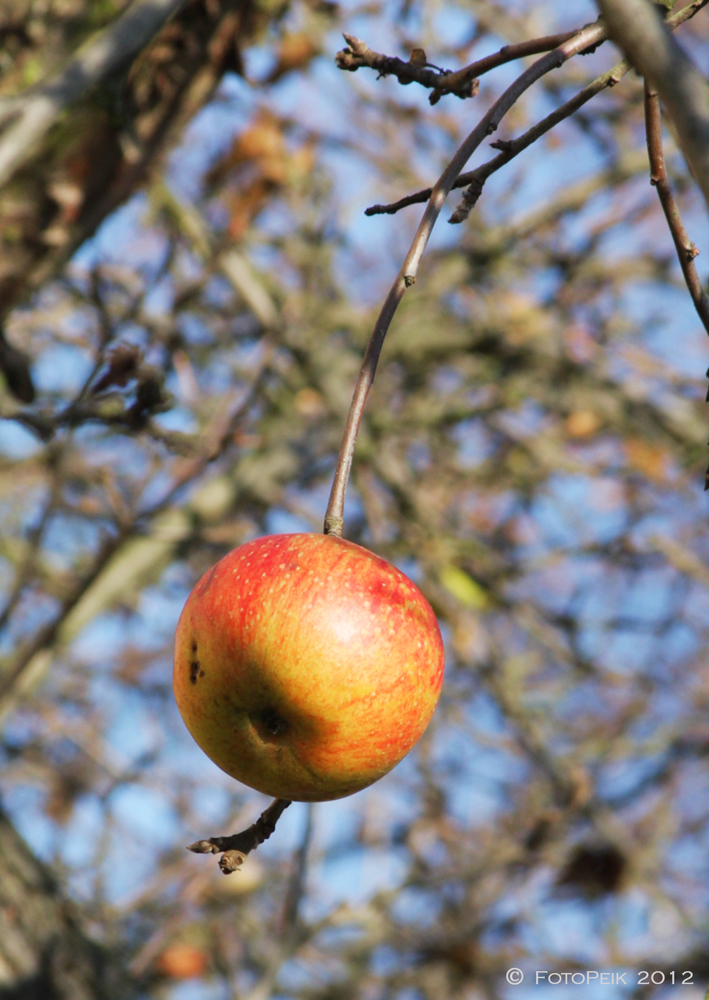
335,29,580,105
324,20,606,535
644,81,709,335
597,0,709,212
365,0,709,218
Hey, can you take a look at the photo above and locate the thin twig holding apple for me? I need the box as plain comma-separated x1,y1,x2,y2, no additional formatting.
181,19,617,875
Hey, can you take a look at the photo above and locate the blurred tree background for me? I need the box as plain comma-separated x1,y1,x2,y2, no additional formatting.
1,0,709,998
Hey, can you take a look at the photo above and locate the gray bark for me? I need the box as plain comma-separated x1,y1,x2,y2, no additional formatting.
0,808,127,1000
0,0,190,190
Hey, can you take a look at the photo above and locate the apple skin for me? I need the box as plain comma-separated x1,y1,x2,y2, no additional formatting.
173,533,444,802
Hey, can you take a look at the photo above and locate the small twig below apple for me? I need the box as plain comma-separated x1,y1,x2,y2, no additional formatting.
187,798,291,874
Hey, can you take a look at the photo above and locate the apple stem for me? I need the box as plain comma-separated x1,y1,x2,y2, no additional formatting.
324,279,406,537
187,797,291,874
323,20,605,537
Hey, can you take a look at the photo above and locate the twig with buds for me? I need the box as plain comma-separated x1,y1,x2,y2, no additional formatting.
187,798,291,875
323,20,606,537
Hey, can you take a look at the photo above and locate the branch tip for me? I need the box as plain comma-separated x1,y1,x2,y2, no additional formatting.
187,798,291,873
187,839,220,854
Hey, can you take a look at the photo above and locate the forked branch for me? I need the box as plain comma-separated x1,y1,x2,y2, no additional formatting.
323,20,606,536
335,29,579,105
365,0,708,218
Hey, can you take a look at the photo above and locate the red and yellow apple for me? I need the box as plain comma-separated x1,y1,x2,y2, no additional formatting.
173,533,444,802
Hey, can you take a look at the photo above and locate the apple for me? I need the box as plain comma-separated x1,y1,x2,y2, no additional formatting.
173,533,444,802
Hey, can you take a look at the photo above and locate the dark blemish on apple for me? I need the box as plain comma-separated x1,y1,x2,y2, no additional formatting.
190,661,200,684
258,708,287,736
191,640,198,653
